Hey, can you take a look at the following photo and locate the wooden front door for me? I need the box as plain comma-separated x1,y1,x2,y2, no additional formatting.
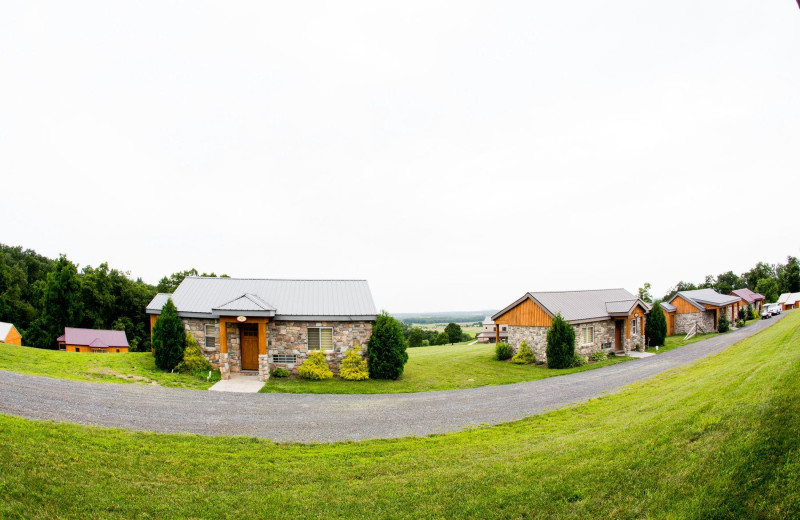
614,320,622,350
240,324,259,370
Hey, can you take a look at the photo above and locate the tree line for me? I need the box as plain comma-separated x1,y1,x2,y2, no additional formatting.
637,256,800,305
0,244,224,351
400,321,471,347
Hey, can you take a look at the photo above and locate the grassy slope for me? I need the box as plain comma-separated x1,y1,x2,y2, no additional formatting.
261,341,629,394
1,314,799,518
0,344,219,390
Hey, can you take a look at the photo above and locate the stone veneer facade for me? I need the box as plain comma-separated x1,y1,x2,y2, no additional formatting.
182,318,373,380
508,318,645,363
674,311,716,335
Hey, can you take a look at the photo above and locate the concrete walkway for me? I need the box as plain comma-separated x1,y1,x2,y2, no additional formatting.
0,314,785,443
208,374,264,393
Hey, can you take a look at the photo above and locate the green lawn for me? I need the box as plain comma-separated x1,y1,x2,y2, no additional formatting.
646,317,765,354
261,341,630,394
1,303,798,518
0,344,219,389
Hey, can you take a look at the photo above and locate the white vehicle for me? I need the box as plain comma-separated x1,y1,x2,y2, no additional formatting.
767,304,781,316
761,308,772,319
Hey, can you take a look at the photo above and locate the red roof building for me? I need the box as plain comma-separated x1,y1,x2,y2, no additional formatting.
57,327,130,353
730,288,765,311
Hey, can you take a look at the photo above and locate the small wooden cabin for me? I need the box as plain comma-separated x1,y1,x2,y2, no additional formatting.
57,327,130,353
777,292,800,311
0,322,22,346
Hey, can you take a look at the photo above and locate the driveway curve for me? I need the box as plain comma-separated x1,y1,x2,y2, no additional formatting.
0,314,785,443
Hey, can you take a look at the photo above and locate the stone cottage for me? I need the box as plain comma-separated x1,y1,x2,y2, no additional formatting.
146,277,377,381
665,289,742,335
492,288,650,361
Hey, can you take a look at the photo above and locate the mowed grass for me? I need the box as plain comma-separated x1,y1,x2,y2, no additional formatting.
261,341,629,394
1,310,799,518
0,344,219,389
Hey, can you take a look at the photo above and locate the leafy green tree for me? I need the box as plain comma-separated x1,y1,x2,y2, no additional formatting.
24,255,83,349
663,281,697,301
714,271,743,296
407,327,424,348
744,262,776,291
367,311,409,380
546,313,575,369
645,303,668,347
444,323,462,344
638,283,653,303
778,256,800,293
156,269,229,293
151,299,186,371
435,331,450,345
756,278,779,303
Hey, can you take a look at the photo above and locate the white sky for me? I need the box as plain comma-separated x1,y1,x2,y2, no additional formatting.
1,1,798,313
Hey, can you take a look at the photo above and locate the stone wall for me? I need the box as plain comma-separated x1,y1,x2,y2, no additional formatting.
675,311,715,335
182,318,222,368
267,320,372,376
508,320,622,363
182,317,373,380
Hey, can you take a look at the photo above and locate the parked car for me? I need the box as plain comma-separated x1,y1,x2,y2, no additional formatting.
761,308,772,319
767,304,781,316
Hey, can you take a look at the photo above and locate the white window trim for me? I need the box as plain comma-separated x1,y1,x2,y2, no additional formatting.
581,326,595,346
307,326,334,351
631,317,640,336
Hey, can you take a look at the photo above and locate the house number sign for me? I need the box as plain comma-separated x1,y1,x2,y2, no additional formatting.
236,316,247,322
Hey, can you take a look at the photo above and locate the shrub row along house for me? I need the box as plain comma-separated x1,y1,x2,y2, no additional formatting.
491,289,650,360
146,277,377,381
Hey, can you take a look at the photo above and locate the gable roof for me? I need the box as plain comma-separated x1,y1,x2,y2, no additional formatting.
0,322,16,341
660,302,677,313
731,288,765,304
60,327,129,348
493,288,647,324
668,289,741,311
778,292,800,305
146,277,378,320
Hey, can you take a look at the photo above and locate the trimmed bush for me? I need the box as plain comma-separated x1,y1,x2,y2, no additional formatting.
152,299,187,371
297,351,333,380
570,353,587,367
718,312,730,333
368,312,409,380
588,350,607,363
495,342,512,361
175,333,211,374
546,313,575,369
339,348,369,381
270,367,290,378
749,304,758,320
645,303,668,347
736,319,745,328
511,341,536,364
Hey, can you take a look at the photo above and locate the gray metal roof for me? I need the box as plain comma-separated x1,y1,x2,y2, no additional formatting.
660,302,677,313
146,277,377,320
493,288,646,324
670,289,740,309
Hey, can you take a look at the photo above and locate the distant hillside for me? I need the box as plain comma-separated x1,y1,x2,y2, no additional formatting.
393,310,498,325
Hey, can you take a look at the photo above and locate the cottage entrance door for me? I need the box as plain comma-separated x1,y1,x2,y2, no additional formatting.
614,320,623,351
240,324,259,370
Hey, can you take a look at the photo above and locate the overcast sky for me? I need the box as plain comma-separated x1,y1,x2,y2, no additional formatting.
1,1,798,313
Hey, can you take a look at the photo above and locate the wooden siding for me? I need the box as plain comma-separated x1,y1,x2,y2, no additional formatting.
493,297,552,327
664,312,675,336
672,295,703,314
626,304,647,340
3,326,21,346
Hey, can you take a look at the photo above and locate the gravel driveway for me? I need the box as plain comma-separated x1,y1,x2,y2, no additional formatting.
0,314,785,443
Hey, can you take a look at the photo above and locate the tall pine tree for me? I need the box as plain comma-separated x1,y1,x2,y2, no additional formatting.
546,313,575,369
646,303,668,347
152,298,187,371
367,311,408,379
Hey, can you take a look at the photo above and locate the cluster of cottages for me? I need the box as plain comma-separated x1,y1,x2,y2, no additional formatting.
1,275,796,382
